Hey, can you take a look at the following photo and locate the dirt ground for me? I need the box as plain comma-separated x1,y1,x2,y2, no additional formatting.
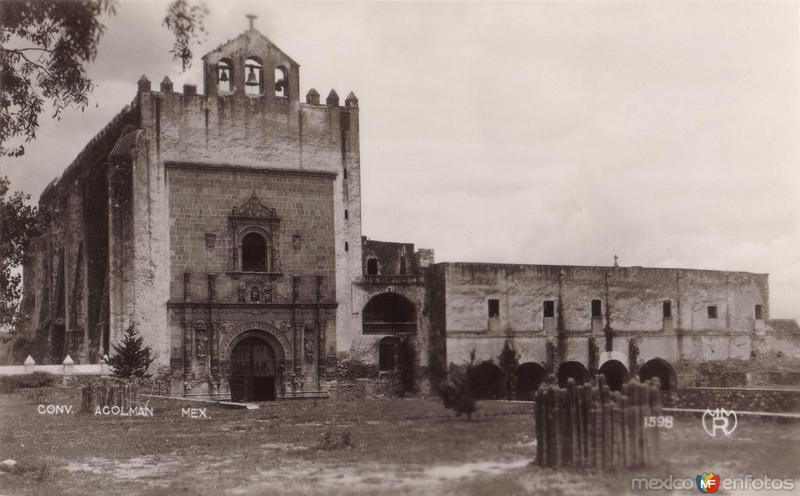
0,387,798,495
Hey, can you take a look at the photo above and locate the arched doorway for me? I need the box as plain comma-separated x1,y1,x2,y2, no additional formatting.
468,361,505,399
639,358,677,390
516,362,546,401
229,336,283,402
378,336,399,371
557,361,588,387
598,359,629,391
362,293,417,335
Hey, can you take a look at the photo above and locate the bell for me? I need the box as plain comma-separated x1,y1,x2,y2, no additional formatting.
218,69,229,82
246,66,259,86
274,78,285,92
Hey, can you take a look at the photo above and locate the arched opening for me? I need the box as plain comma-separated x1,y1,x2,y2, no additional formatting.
362,293,417,335
557,361,588,387
366,258,379,275
244,57,263,96
639,358,677,391
598,359,629,391
468,361,504,399
229,335,283,402
242,233,269,272
217,59,232,93
274,65,288,97
516,362,546,401
378,336,399,371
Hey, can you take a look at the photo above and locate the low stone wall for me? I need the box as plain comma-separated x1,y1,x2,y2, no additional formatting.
328,375,404,401
662,387,800,413
0,363,113,377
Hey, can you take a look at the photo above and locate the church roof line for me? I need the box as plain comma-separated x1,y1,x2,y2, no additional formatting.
201,29,300,67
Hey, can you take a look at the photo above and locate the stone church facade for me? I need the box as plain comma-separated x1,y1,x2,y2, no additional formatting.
21,28,800,400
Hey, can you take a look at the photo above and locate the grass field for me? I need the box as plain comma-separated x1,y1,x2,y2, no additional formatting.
0,387,798,495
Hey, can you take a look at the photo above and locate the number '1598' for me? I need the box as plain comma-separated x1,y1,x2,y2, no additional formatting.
644,416,673,429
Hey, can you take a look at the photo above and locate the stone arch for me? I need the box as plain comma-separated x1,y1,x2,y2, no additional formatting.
516,362,546,401
223,322,291,367
217,58,233,93
274,65,288,97
639,358,677,391
468,361,505,400
558,361,589,387
378,336,399,371
598,359,629,391
362,292,417,335
244,56,264,95
599,350,628,369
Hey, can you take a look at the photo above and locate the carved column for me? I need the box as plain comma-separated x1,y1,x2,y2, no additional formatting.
316,276,325,385
208,274,219,394
292,276,302,391
183,273,192,388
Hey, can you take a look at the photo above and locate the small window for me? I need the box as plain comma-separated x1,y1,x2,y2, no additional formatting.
663,300,672,318
343,169,348,179
274,65,288,97
543,300,555,318
367,258,379,275
345,241,349,252
707,305,718,319
242,233,268,271
591,299,602,318
379,337,398,371
755,304,763,320
344,209,349,220
488,299,500,318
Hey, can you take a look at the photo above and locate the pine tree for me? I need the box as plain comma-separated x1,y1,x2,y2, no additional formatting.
107,321,154,378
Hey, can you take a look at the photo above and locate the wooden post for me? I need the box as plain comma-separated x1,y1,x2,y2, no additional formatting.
566,379,577,466
551,387,561,468
576,384,585,468
535,387,544,466
651,379,662,464
620,394,630,468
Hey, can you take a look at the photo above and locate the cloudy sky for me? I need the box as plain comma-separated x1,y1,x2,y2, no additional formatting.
2,1,799,320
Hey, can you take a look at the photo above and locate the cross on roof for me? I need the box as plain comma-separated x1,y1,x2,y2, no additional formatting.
613,255,619,267
246,14,257,31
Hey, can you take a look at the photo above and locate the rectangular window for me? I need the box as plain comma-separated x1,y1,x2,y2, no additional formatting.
591,299,602,318
543,300,555,318
488,299,500,318
707,305,718,319
755,304,763,320
663,300,672,318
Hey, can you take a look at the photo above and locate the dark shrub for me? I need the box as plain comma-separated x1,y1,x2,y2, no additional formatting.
336,359,379,380
0,371,59,393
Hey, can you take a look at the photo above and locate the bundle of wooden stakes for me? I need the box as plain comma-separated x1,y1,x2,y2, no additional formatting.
535,375,662,470
80,382,139,413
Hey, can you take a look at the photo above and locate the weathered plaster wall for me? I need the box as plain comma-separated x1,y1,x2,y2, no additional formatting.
133,30,363,375
437,262,779,377
22,107,137,364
